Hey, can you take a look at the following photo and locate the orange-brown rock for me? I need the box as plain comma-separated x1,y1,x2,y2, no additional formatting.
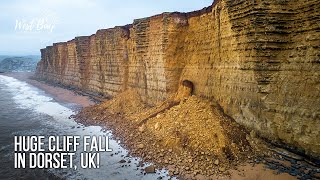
35,0,320,159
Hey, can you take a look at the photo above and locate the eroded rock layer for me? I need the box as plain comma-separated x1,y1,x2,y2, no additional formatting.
35,0,320,159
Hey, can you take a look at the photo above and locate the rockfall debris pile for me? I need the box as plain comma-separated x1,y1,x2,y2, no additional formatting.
75,87,271,178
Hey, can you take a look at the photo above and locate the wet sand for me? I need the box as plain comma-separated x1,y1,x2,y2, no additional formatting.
4,72,312,180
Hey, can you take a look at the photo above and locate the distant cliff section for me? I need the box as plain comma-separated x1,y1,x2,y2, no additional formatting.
0,56,40,72
35,0,320,159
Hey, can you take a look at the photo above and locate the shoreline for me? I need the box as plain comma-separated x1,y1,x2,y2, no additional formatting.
4,72,95,109
4,72,319,179
0,73,169,180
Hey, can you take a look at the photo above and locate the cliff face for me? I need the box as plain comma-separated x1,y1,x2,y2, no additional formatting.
36,0,320,159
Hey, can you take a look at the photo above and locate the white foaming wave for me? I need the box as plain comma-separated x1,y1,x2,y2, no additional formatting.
0,75,74,121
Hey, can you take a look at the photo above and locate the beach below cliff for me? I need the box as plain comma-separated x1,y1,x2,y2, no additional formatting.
5,72,319,180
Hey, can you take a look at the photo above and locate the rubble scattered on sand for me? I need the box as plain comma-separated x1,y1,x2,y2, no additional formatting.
145,165,156,173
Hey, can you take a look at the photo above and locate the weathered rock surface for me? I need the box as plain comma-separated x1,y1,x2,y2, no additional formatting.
35,0,320,159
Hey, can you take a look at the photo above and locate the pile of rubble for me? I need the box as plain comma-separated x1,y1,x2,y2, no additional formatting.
75,90,263,177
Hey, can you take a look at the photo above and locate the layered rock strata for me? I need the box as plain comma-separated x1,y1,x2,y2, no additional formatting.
36,0,320,159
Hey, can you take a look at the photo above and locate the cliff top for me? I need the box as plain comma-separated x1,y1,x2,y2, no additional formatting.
43,0,219,49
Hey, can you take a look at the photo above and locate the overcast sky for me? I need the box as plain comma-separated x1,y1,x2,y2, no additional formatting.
0,0,212,55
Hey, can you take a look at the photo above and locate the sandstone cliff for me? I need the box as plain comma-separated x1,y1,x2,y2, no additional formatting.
35,0,320,159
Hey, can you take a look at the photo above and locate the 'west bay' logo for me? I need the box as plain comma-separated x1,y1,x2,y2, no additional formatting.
15,14,56,33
